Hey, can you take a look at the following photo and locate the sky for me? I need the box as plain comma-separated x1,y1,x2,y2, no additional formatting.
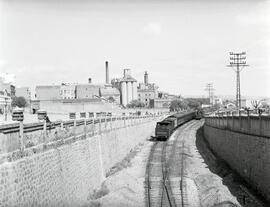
0,0,269,98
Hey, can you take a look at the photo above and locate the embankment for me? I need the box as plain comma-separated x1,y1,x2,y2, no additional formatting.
203,115,270,202
0,116,160,206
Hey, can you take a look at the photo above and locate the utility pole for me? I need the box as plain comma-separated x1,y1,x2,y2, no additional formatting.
205,83,214,105
227,52,248,110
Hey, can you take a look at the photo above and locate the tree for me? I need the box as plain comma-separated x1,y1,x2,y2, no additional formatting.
169,99,188,111
126,100,145,108
12,96,27,108
108,96,115,102
251,100,261,109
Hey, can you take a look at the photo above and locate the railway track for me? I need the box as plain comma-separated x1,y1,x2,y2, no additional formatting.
146,121,196,207
146,119,267,207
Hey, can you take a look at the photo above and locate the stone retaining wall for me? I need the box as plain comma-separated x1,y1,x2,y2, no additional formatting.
204,124,270,201
0,116,160,206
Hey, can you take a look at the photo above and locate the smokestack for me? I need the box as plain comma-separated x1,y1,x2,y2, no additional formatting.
144,71,148,84
88,78,92,84
105,61,109,84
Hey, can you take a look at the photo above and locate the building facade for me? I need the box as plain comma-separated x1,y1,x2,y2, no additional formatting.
76,84,101,99
60,84,76,99
36,85,61,100
0,77,15,97
137,71,158,107
99,87,120,104
120,69,137,106
0,93,11,115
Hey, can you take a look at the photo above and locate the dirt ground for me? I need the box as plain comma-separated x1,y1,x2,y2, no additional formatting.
89,141,153,207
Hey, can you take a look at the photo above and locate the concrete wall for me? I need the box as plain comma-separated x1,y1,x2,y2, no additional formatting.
204,122,270,201
0,116,160,206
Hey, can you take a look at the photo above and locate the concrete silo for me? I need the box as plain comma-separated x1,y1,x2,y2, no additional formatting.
120,69,137,106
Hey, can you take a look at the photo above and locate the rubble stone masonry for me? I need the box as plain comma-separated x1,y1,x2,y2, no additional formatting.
204,124,270,201
0,117,159,206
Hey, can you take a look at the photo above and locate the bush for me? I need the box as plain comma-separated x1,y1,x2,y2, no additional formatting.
127,100,145,108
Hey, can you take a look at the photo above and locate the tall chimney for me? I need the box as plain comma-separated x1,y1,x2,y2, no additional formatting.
105,61,109,84
144,71,148,84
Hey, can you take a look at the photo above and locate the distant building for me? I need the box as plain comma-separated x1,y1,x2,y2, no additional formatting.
0,93,11,114
137,71,158,107
76,84,101,99
16,87,31,101
0,76,16,97
120,69,138,106
149,98,170,108
213,97,223,105
60,83,76,99
99,87,120,104
36,85,61,100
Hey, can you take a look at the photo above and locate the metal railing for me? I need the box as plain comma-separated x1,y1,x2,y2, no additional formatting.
0,114,162,155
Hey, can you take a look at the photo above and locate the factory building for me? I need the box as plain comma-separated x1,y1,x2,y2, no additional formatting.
76,84,100,99
119,69,137,106
60,83,76,99
137,71,158,107
36,85,61,100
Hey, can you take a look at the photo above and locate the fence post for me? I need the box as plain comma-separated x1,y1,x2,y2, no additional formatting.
61,121,64,130
73,119,76,136
99,118,101,134
43,120,47,143
232,111,234,130
19,121,24,152
247,110,251,133
84,118,87,137
239,110,242,130
110,117,112,131
259,109,262,136
105,117,107,131
92,118,95,135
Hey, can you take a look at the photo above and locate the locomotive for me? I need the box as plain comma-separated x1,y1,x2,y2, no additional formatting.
155,111,196,140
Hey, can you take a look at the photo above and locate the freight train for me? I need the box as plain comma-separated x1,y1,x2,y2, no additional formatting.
155,111,196,140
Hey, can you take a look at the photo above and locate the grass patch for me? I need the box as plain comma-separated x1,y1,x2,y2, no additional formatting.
88,183,110,200
106,142,144,177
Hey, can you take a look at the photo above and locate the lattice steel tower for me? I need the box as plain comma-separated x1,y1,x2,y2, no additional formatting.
227,52,248,109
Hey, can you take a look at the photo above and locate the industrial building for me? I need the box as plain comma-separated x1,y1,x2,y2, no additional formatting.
60,83,76,99
137,71,158,107
36,85,61,100
35,61,121,104
119,69,138,106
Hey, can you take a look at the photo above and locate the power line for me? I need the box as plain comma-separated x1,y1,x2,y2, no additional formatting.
205,83,214,105
227,52,249,110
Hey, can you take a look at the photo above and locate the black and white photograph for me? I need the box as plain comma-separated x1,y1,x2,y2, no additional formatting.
0,0,269,206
